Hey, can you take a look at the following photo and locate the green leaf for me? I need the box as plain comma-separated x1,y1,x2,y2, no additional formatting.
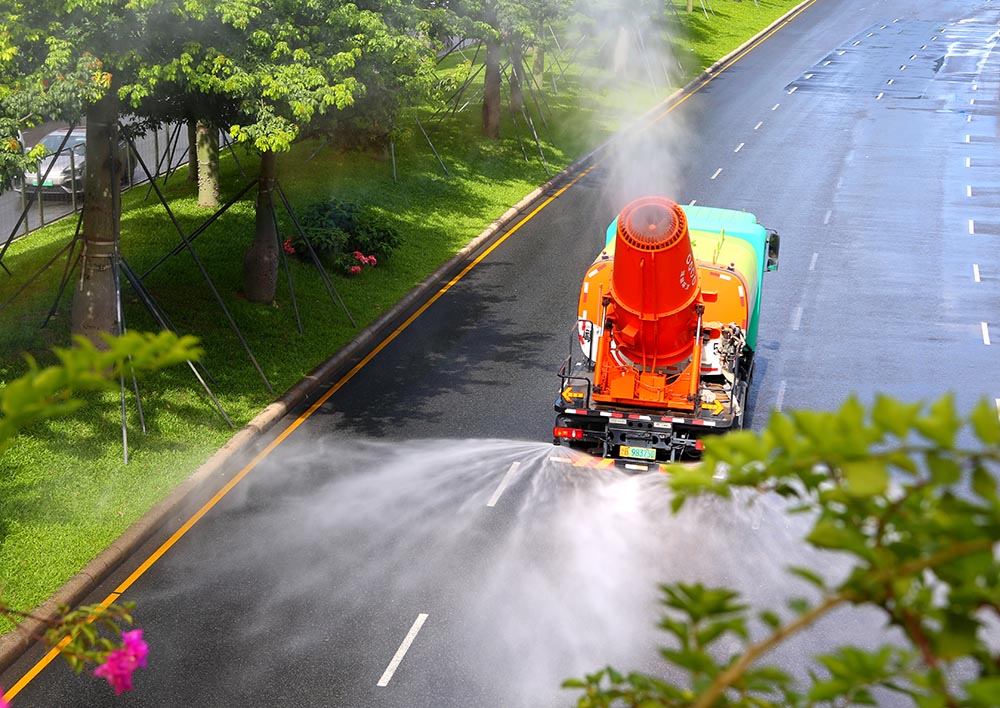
972,467,998,505
759,609,781,630
872,395,921,437
841,459,888,497
963,677,1000,706
787,566,828,590
969,399,1000,445
913,394,959,449
807,519,873,558
926,452,961,486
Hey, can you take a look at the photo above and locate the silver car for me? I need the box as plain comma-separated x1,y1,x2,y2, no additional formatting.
19,127,133,198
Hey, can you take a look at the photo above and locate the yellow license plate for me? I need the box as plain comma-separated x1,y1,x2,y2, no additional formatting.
621,445,656,460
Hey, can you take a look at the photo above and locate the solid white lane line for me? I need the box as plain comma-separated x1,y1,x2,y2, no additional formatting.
969,219,975,234
788,86,798,94
754,121,763,130
824,209,832,225
982,322,991,346
973,263,981,282
771,103,780,111
775,380,787,412
711,168,722,180
809,252,818,271
378,614,429,687
487,461,521,508
791,306,803,331
734,142,744,153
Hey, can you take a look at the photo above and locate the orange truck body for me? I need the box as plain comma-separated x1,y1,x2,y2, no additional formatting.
554,196,779,466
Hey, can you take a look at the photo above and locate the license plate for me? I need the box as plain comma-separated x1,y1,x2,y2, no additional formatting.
42,181,53,187
621,445,656,460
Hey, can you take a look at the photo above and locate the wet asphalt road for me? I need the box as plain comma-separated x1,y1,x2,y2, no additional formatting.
5,0,1000,705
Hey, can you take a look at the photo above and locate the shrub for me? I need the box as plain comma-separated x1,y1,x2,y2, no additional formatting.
287,198,401,275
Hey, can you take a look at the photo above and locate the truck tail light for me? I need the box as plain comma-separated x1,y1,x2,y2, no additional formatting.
553,426,584,440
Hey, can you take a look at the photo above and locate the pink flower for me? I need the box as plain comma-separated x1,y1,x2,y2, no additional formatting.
352,251,364,261
0,686,9,708
283,238,296,254
349,265,362,275
94,629,148,695
367,255,377,267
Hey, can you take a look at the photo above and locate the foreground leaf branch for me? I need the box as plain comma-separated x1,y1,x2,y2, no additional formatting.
1,330,197,697
0,330,202,453
568,394,1000,707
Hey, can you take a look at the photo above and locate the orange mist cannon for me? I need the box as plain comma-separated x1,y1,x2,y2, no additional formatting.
592,196,705,411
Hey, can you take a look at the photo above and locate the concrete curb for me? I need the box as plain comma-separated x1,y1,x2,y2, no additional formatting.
0,0,814,679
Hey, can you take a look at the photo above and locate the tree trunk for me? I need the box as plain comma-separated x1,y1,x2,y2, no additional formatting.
71,87,121,345
187,120,197,183
482,38,502,138
510,42,525,115
196,121,220,208
532,36,545,88
687,0,694,11
242,150,278,304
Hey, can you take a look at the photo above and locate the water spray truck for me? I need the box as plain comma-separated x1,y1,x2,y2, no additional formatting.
553,196,780,467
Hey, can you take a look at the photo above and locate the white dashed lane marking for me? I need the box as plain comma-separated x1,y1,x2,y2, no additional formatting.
487,461,520,508
809,253,819,271
378,614,429,687
711,168,723,180
982,323,992,346
734,143,744,153
973,264,981,282
775,380,787,412
791,306,803,331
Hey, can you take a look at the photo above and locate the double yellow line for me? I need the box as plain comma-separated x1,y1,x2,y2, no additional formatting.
5,1,816,697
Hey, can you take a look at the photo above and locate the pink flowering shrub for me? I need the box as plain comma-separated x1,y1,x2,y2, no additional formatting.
93,629,149,694
0,600,150,696
286,197,400,275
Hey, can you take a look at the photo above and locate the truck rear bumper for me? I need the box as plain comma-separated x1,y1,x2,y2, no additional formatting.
553,405,734,463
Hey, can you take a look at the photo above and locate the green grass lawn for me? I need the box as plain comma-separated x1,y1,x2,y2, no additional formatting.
0,0,803,625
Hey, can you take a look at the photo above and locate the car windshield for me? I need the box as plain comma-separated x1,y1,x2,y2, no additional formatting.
38,133,86,155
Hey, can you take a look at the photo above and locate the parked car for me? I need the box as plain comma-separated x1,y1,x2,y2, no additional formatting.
17,127,134,198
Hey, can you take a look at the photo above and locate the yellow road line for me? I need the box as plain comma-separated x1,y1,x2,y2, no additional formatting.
4,4,816,696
